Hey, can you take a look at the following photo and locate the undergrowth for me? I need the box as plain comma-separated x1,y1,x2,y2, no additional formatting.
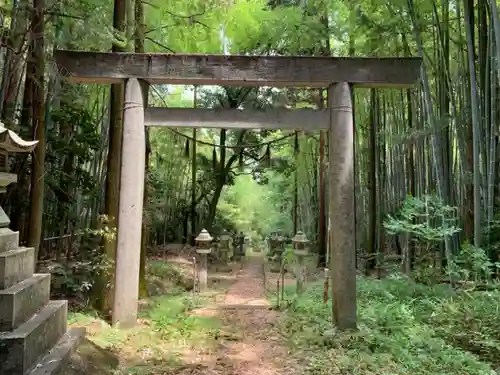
68,260,221,374
278,276,500,375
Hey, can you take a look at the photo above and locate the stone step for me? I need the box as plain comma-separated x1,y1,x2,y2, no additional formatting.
0,228,19,252
28,327,85,375
0,247,35,289
0,300,68,375
0,274,51,331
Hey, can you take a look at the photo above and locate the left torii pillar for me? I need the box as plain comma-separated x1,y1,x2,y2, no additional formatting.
113,78,146,327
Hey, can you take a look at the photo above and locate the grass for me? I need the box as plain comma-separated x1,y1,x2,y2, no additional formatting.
68,259,224,375
276,275,500,375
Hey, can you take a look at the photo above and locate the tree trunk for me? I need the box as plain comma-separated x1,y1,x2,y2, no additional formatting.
26,0,46,265
98,0,128,315
366,88,377,274
0,0,28,124
463,0,482,248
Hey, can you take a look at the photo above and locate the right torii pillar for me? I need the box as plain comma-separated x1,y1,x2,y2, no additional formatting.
328,82,356,330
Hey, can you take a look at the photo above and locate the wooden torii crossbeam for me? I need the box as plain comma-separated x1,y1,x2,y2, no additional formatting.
55,51,420,87
55,50,422,330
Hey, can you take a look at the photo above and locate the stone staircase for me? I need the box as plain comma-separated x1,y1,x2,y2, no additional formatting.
0,228,85,375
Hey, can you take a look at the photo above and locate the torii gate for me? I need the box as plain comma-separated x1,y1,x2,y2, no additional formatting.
54,51,421,329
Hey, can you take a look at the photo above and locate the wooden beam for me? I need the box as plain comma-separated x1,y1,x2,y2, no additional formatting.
144,107,329,130
54,50,422,88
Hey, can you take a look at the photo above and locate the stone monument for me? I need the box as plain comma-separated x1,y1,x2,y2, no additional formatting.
0,123,84,375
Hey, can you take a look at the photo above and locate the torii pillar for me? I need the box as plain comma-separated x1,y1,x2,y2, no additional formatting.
328,82,356,330
112,78,146,327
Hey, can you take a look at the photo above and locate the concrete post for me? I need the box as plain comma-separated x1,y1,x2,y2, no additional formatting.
113,78,146,327
328,82,357,330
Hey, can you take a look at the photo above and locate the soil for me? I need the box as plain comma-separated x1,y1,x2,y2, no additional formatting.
64,256,300,375
63,339,119,375
184,256,300,375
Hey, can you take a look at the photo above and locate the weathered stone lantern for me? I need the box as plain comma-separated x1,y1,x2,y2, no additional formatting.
268,232,283,272
267,232,275,255
0,124,38,271
219,230,232,263
276,232,286,251
235,231,245,260
0,125,38,228
277,232,286,259
292,231,309,294
195,229,212,290
0,125,83,375
292,231,309,256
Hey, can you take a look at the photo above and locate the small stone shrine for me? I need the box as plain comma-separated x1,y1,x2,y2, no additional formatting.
0,124,84,375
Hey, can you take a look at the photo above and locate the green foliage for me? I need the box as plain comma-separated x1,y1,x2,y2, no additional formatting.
49,215,115,305
484,218,500,263
67,260,219,373
384,195,461,242
447,243,499,284
147,260,193,296
47,98,100,200
145,0,229,53
144,295,220,341
384,196,500,285
278,277,499,374
217,173,293,238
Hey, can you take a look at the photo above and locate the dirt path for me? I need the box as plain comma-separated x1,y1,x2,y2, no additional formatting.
188,256,298,375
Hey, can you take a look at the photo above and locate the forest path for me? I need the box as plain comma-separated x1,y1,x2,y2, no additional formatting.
184,256,299,375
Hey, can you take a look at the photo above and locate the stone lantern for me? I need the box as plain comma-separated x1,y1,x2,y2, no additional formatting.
219,230,232,263
292,231,309,256
267,232,275,255
235,231,245,260
268,232,282,272
0,124,38,228
0,126,85,375
276,232,286,252
195,229,212,290
292,231,309,294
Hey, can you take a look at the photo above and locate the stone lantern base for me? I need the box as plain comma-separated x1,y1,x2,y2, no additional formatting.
294,249,308,257
215,249,232,272
0,228,85,375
